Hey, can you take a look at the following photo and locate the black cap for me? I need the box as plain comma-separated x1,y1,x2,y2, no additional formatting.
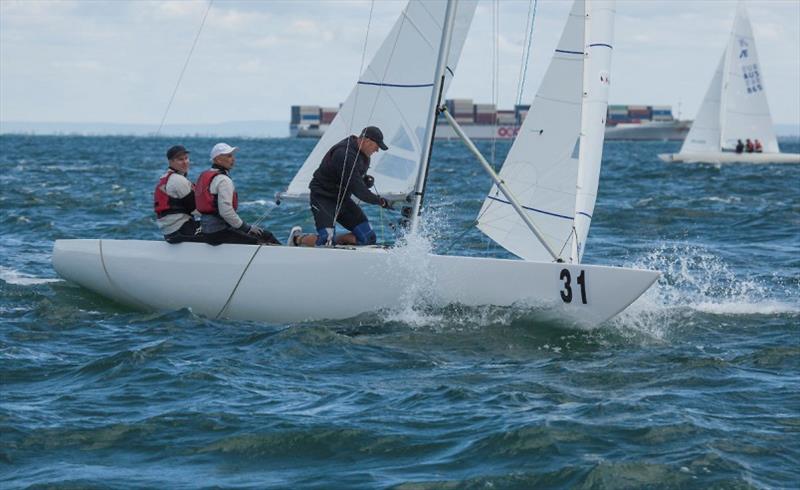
166,145,190,160
360,126,388,151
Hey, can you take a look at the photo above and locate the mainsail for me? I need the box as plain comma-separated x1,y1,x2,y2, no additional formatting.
282,0,477,201
476,0,615,264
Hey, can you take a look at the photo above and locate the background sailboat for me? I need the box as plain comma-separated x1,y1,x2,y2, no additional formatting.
52,0,658,327
659,3,799,164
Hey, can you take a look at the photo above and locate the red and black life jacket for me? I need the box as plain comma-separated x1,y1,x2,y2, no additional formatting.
153,169,196,218
195,168,238,215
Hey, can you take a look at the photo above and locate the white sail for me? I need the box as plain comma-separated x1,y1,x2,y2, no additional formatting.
477,0,615,263
719,3,778,152
282,0,477,201
680,53,725,154
572,0,615,262
476,0,585,262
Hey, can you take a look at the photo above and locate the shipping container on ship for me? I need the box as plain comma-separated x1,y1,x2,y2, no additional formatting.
291,101,691,140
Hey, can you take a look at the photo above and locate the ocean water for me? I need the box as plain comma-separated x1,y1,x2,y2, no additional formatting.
1,134,798,489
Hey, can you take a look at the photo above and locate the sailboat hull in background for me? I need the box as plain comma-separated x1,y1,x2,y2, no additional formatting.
658,152,800,164
53,239,659,328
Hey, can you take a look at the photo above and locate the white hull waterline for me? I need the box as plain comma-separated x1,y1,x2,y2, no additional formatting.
658,151,800,164
53,239,659,327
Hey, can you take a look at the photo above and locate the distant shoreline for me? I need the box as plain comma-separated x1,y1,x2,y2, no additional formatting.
0,120,290,139
1,121,799,140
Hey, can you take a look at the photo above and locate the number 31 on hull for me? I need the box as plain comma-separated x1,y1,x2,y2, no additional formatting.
560,268,587,305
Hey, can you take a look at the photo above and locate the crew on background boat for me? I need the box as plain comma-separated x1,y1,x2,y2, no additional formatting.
735,139,744,154
154,145,203,244
195,143,279,245
745,138,754,153
754,139,763,152
306,126,393,246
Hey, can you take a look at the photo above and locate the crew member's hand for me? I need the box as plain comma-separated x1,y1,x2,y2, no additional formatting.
379,197,394,210
248,225,265,239
363,174,375,188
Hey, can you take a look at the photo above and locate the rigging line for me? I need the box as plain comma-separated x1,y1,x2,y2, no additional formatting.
515,0,538,108
250,202,280,228
215,245,263,319
479,0,501,222
333,138,369,234
156,0,213,136
335,0,403,229
442,220,478,254
490,0,499,168
336,0,375,232
556,227,575,261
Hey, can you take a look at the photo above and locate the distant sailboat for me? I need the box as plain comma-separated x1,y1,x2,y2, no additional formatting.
659,3,799,164
53,0,658,327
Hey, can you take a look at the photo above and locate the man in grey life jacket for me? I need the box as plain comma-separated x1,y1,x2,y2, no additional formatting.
153,145,203,243
307,126,393,246
195,143,279,245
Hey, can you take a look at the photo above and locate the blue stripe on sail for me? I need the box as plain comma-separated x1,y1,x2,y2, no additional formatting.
555,49,584,55
446,66,454,77
589,43,613,49
357,81,434,88
487,196,573,220
488,196,594,221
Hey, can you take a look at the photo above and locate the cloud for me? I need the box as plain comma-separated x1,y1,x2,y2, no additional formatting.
0,0,798,125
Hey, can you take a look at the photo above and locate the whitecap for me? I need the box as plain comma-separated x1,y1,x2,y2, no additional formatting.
0,266,62,285
693,300,799,315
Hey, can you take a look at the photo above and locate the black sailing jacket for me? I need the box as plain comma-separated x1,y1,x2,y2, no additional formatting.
309,136,381,205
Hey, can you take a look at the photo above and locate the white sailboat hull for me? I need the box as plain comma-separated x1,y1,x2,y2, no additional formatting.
658,151,800,164
53,239,659,328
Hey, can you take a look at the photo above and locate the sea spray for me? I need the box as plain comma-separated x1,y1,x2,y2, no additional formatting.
613,243,800,337
380,211,443,327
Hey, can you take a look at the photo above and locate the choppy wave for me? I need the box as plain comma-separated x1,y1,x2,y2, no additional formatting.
2,135,799,488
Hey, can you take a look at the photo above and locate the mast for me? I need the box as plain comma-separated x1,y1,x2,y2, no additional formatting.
408,0,458,235
718,7,738,151
570,0,590,263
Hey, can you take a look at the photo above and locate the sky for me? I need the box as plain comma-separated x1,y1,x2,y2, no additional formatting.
1,0,799,127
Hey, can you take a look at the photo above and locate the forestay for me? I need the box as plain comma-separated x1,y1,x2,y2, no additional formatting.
282,0,477,201
476,0,615,264
719,3,778,153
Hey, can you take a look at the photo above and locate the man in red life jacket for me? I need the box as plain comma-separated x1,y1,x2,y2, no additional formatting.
153,145,203,243
195,142,279,245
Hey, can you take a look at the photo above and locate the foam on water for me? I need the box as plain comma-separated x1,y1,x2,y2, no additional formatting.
0,266,62,286
613,243,799,336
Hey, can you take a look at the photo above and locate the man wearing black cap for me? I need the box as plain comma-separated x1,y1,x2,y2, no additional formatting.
153,145,202,243
307,126,393,246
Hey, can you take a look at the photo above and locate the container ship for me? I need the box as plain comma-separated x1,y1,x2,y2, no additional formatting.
290,100,690,141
